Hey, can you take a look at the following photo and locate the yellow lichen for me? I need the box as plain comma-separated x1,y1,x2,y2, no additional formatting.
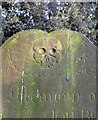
9,38,17,47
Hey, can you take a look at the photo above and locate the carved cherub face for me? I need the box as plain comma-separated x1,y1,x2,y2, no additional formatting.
33,39,63,68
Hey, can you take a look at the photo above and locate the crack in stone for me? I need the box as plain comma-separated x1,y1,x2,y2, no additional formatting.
7,48,23,75
7,48,37,77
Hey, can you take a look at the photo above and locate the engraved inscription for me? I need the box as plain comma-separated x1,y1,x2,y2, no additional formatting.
8,85,96,103
90,93,96,102
52,109,95,118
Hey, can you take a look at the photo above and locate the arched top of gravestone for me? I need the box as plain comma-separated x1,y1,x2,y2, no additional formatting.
1,29,97,118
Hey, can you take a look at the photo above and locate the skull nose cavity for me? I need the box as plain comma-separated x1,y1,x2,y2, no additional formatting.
39,48,46,55
44,54,48,62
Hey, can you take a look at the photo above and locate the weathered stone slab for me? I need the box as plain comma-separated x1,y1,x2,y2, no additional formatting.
1,29,97,118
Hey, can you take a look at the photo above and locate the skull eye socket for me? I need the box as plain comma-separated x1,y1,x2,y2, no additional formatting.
50,48,56,55
39,48,46,54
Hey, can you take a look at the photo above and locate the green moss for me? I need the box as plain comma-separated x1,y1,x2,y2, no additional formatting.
49,30,83,116
9,38,17,46
2,29,87,118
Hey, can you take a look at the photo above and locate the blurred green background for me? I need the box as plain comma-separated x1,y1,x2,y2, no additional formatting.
1,2,98,46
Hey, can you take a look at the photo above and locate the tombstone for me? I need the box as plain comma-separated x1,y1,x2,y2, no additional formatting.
1,29,97,118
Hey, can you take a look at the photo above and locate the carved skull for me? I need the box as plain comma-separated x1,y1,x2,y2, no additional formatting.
33,39,63,68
